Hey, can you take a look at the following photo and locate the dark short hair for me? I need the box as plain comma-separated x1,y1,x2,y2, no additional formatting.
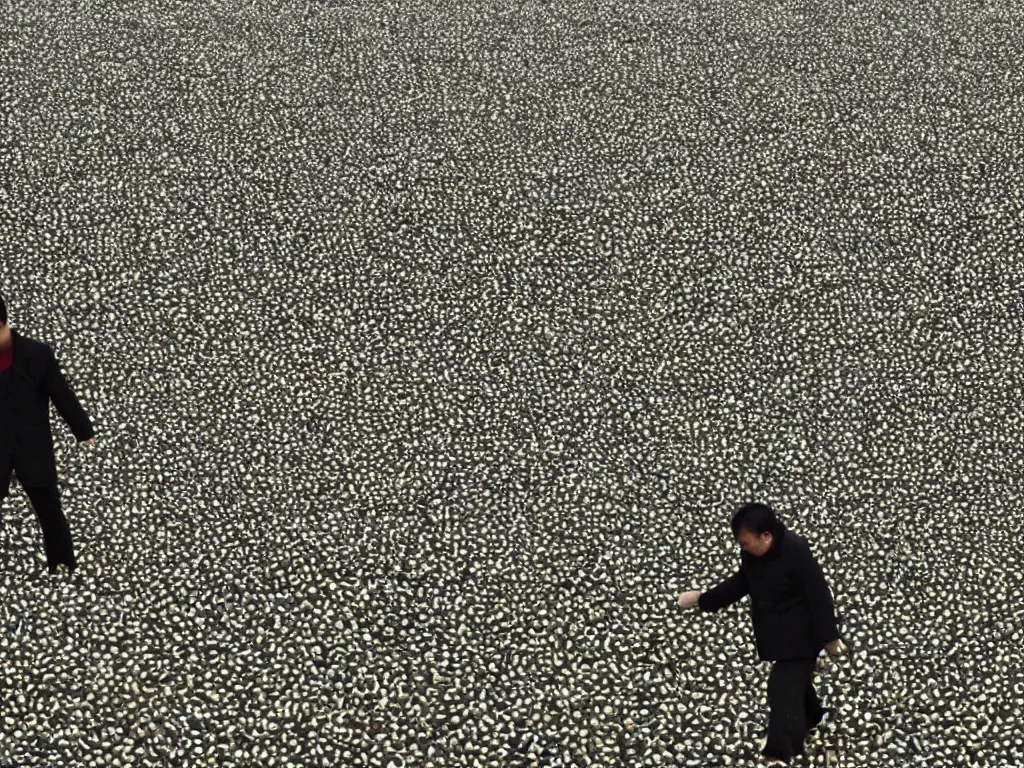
0,293,6,324
731,502,778,538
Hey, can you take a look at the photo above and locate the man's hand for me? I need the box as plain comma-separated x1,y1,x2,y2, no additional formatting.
824,638,847,657
81,437,97,448
677,591,701,609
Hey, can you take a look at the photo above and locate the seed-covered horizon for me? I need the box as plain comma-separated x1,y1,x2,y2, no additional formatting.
1,0,1022,766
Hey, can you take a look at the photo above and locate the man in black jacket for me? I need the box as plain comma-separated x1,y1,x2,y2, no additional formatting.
0,293,96,574
676,503,845,765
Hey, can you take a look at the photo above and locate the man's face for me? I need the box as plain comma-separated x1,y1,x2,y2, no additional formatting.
0,322,10,350
736,527,774,557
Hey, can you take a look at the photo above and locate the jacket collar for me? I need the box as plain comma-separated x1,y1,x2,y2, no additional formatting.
764,523,786,560
8,330,30,375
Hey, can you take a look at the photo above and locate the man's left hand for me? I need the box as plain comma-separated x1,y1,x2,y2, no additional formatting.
824,638,847,657
81,437,97,448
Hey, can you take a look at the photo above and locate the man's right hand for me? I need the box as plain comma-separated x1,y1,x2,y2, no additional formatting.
677,591,701,609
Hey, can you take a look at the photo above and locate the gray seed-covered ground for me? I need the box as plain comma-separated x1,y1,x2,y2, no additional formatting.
2,0,1023,766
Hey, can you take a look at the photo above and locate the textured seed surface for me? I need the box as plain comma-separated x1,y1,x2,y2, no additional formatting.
2,0,1022,767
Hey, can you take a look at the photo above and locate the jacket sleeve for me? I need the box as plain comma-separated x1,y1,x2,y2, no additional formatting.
792,542,840,646
44,346,95,441
697,568,749,613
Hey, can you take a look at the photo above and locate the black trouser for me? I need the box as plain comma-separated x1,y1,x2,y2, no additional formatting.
3,484,76,572
764,658,823,761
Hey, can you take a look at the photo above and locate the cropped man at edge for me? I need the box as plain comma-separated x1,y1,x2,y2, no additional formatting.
0,292,96,575
677,502,848,765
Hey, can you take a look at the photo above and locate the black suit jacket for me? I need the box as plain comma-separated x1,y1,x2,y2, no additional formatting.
697,523,840,661
0,330,94,496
